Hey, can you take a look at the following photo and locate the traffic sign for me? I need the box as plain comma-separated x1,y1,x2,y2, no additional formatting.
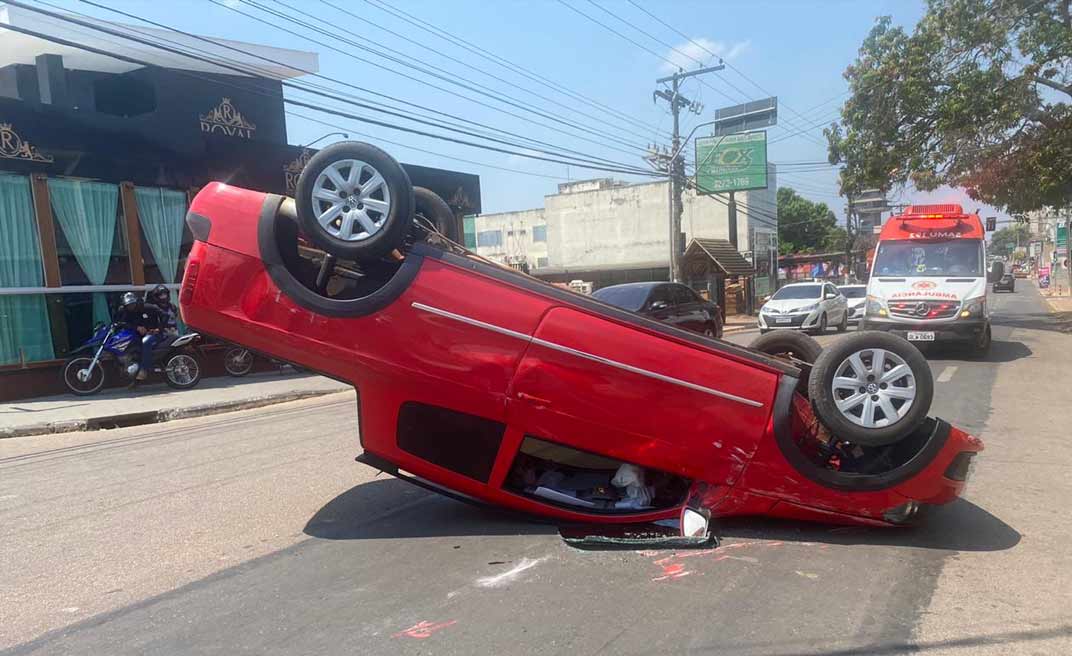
694,131,768,193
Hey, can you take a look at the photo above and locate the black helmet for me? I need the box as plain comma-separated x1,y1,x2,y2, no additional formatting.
120,291,140,309
149,284,171,305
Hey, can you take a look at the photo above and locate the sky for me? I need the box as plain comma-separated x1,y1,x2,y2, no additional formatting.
46,0,1013,225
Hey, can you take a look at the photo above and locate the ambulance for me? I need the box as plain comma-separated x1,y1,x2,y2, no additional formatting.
861,204,991,354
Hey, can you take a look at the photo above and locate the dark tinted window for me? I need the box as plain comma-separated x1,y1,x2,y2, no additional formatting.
593,285,652,311
824,284,838,297
647,285,673,308
771,284,821,300
840,286,867,298
670,285,695,306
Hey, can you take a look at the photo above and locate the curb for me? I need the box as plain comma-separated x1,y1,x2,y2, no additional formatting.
0,388,348,439
723,324,756,335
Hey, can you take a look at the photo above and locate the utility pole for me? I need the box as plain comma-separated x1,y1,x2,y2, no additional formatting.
653,63,725,282
844,194,856,284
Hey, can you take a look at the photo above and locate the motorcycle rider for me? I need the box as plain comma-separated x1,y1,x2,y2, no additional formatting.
146,284,179,336
114,291,166,381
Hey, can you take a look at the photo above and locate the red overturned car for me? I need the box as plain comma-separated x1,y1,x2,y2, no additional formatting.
180,142,982,544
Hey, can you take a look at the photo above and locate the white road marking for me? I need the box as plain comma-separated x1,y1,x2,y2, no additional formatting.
936,366,958,383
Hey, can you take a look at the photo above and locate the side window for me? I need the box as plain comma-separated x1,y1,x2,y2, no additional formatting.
670,285,694,306
647,285,672,309
824,284,837,298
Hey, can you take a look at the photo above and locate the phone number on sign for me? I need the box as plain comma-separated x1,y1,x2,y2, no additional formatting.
710,177,756,190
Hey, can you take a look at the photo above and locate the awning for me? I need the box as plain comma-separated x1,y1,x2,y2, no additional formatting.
684,238,754,275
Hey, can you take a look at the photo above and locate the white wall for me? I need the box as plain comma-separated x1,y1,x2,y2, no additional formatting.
478,164,778,272
472,208,549,269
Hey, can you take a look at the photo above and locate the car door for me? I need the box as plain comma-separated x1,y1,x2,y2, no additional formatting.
824,284,845,321
670,284,705,333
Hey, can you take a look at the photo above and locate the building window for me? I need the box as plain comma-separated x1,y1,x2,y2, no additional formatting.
463,215,476,249
0,174,55,365
136,187,192,284
532,224,548,242
536,257,549,269
477,229,502,248
48,179,128,327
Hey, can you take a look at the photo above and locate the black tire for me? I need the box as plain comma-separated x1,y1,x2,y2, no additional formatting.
837,310,848,332
808,331,934,446
164,351,202,389
749,331,822,390
295,141,414,261
223,347,254,377
413,186,459,242
62,357,106,396
971,324,992,357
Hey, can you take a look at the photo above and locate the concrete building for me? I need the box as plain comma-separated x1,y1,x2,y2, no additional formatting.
471,165,777,287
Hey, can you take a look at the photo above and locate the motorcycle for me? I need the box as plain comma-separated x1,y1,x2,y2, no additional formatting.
62,323,204,395
223,345,308,377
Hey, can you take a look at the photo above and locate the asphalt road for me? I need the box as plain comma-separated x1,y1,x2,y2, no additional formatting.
3,284,1070,655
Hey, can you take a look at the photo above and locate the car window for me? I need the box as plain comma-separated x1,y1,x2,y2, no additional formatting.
824,284,838,297
647,285,672,308
840,287,867,299
670,285,694,306
591,285,650,312
770,284,821,300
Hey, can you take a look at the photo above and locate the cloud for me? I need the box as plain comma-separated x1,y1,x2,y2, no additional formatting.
659,37,751,73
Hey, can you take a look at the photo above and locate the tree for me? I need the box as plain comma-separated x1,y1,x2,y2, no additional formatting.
826,0,1072,214
989,224,1031,254
777,187,844,255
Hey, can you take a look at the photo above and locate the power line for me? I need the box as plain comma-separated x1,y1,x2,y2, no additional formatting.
358,0,669,138
286,110,571,181
311,0,659,146
236,0,651,156
10,3,663,178
72,0,644,171
619,0,828,147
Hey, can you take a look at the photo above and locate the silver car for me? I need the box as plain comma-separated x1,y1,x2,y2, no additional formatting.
758,282,850,335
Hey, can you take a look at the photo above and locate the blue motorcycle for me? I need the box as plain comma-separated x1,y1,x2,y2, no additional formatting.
62,322,203,395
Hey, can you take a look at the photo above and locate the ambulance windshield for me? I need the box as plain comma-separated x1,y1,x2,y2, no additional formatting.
873,240,983,277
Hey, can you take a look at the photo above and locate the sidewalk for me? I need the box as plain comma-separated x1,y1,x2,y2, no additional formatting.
0,372,351,439
1036,278,1072,313
724,313,756,334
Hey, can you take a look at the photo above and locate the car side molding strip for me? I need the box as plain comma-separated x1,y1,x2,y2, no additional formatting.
412,302,764,408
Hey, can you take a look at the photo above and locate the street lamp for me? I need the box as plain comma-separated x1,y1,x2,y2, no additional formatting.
301,131,349,149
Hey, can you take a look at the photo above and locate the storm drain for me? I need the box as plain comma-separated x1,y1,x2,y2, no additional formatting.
84,411,162,431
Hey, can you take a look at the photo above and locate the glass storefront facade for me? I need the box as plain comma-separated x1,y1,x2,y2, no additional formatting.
0,173,190,366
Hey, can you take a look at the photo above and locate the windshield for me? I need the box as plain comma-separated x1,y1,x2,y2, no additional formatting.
840,287,866,299
771,285,821,300
872,240,983,277
592,285,649,311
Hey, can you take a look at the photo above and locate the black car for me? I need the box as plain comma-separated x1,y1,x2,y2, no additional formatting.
592,282,723,338
993,273,1015,293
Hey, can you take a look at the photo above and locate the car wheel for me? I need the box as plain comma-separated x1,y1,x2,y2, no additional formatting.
837,310,848,332
295,141,414,261
223,347,254,377
749,331,822,390
413,186,458,242
808,331,933,446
